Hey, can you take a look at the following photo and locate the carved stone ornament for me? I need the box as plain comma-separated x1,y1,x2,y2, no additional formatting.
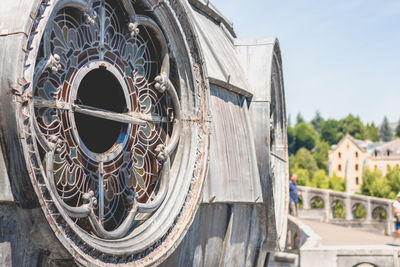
14,0,209,265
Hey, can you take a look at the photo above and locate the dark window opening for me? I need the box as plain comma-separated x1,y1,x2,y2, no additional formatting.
74,68,127,153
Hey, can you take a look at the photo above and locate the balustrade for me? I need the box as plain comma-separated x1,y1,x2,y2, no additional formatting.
297,186,394,234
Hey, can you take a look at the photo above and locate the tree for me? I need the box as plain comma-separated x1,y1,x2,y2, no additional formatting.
294,122,319,151
385,168,400,199
360,168,390,198
337,114,366,140
312,169,329,189
365,122,379,142
328,172,345,192
379,116,393,142
311,110,324,133
290,148,318,179
332,201,345,219
292,168,309,186
311,197,324,208
313,140,330,172
321,119,340,145
396,119,400,138
353,204,366,219
296,112,305,125
287,125,296,155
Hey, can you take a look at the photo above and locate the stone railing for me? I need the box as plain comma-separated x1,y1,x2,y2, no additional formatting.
298,186,395,234
286,215,322,252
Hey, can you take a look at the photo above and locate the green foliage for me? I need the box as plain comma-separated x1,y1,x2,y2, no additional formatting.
294,123,319,151
385,168,400,199
313,140,330,172
311,197,324,209
328,172,346,191
358,168,400,200
287,125,296,155
312,169,329,189
379,116,393,142
311,110,324,133
361,168,391,198
290,148,318,179
373,207,388,221
298,198,303,209
292,168,309,186
286,112,400,201
296,112,305,125
365,122,379,142
321,119,340,145
396,120,400,138
337,114,366,140
332,201,345,219
353,204,367,219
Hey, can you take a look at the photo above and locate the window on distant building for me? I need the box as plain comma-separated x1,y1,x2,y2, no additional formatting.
355,164,359,171
338,152,341,159
338,164,342,171
347,143,350,151
387,150,391,156
374,150,378,157
355,151,359,158
356,177,359,184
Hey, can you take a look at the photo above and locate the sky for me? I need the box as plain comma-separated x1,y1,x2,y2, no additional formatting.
212,0,400,125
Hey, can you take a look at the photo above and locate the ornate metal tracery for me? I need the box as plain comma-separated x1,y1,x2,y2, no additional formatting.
32,0,181,240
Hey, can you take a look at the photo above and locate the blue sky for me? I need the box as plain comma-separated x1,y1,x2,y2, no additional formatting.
212,0,400,125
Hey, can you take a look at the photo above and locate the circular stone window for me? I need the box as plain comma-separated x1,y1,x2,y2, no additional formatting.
73,67,128,154
6,0,209,265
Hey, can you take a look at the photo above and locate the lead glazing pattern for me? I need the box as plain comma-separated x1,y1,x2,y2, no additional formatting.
33,1,171,233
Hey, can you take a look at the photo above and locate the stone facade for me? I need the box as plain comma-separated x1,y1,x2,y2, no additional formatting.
329,134,400,193
0,0,289,265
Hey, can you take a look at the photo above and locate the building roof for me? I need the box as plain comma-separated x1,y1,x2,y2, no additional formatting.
330,134,400,158
332,134,368,153
372,138,400,157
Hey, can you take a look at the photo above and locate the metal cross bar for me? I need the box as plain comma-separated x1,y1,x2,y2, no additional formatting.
33,98,170,124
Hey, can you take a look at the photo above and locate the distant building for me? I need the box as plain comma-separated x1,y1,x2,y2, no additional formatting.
328,134,400,193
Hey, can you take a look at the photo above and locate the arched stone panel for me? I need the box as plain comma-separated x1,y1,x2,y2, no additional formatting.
310,196,324,209
331,199,346,219
352,203,367,219
372,206,388,221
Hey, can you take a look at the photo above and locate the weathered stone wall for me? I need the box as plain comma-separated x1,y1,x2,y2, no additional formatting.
0,203,76,267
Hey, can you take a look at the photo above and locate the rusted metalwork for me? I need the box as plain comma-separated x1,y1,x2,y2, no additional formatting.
0,0,291,266
31,0,178,236
0,0,209,265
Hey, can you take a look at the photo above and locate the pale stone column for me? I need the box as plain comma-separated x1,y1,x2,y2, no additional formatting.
366,200,372,221
387,203,394,235
345,196,352,220
324,191,331,222
302,188,310,210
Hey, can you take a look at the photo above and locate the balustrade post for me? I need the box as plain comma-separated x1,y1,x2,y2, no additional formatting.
366,199,372,221
345,196,352,220
387,203,394,235
324,191,330,222
302,188,310,210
